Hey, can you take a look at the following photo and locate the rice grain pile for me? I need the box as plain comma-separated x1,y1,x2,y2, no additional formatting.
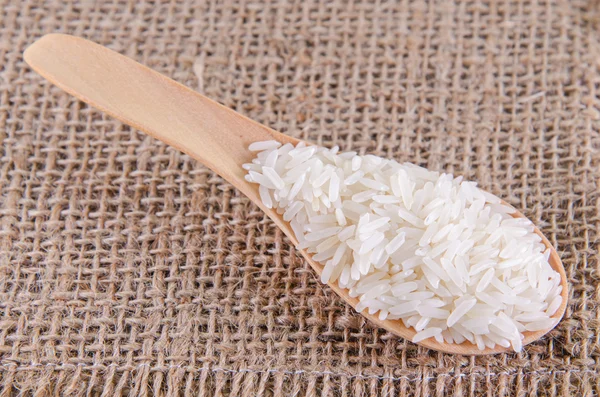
243,140,563,352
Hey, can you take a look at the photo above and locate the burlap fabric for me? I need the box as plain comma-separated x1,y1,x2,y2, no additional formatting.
1,0,598,395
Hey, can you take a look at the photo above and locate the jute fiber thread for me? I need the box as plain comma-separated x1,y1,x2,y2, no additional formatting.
1,0,599,395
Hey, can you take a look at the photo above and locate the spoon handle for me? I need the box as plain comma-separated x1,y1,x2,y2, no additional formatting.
24,34,298,201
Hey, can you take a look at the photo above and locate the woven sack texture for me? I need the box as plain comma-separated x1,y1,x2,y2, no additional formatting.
1,0,599,395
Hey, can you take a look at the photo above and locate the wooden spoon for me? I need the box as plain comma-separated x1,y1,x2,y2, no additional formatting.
24,34,568,355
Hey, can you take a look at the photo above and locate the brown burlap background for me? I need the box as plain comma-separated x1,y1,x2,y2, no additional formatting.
1,0,599,395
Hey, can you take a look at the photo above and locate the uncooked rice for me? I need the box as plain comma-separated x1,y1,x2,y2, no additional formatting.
244,140,563,352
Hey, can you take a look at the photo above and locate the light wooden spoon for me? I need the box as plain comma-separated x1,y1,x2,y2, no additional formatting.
24,34,568,355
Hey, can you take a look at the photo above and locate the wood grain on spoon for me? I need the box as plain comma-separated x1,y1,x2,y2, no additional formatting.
24,34,568,355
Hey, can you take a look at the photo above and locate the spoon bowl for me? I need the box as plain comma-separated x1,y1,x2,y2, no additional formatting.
24,34,568,355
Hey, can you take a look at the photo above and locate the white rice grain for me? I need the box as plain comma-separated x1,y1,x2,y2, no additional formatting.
249,140,281,151
413,327,443,343
447,298,477,327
